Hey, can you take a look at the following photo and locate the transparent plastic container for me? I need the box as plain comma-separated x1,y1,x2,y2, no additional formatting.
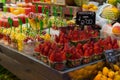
67,58,83,68
23,40,36,55
49,60,66,71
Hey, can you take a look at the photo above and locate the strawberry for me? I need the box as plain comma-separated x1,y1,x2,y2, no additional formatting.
98,39,103,45
113,43,119,49
55,35,59,43
83,43,89,50
84,49,90,57
49,51,66,62
43,46,49,56
106,36,112,43
93,42,100,54
89,48,93,55
78,49,83,56
112,39,117,45
48,49,53,56
63,43,69,52
107,43,113,50
76,43,82,49
93,31,99,37
51,42,56,50
34,46,40,52
64,38,68,43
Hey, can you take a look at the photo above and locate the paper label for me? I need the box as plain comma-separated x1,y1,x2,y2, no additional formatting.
55,0,65,5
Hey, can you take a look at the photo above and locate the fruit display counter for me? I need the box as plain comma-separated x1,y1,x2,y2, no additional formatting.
0,43,105,80
0,0,120,80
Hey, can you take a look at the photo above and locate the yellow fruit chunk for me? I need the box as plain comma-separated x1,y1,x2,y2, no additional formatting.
108,78,113,80
93,6,98,10
88,4,95,8
82,4,88,9
103,67,109,76
108,71,115,79
94,74,102,80
114,75,120,80
114,65,119,71
12,10,20,15
101,75,107,80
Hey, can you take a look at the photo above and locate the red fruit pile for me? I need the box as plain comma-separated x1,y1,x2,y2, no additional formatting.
68,29,99,41
0,15,27,28
34,36,119,70
55,26,99,44
83,37,119,57
100,37,119,50
55,32,69,45
66,43,83,60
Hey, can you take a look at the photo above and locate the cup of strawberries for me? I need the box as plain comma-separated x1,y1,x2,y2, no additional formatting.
49,51,66,71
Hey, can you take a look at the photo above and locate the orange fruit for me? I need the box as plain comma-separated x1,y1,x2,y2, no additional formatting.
112,26,120,34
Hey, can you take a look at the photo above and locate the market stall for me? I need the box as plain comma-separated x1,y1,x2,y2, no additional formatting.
0,0,120,80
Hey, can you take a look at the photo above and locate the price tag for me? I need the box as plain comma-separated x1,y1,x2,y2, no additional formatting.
11,0,16,3
104,50,118,63
55,0,65,5
76,11,96,26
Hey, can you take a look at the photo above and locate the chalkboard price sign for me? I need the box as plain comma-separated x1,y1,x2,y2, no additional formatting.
104,50,118,63
76,11,96,26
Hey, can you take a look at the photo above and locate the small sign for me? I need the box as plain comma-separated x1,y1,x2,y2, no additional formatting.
76,11,96,26
55,0,65,5
104,50,119,63
11,0,16,3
